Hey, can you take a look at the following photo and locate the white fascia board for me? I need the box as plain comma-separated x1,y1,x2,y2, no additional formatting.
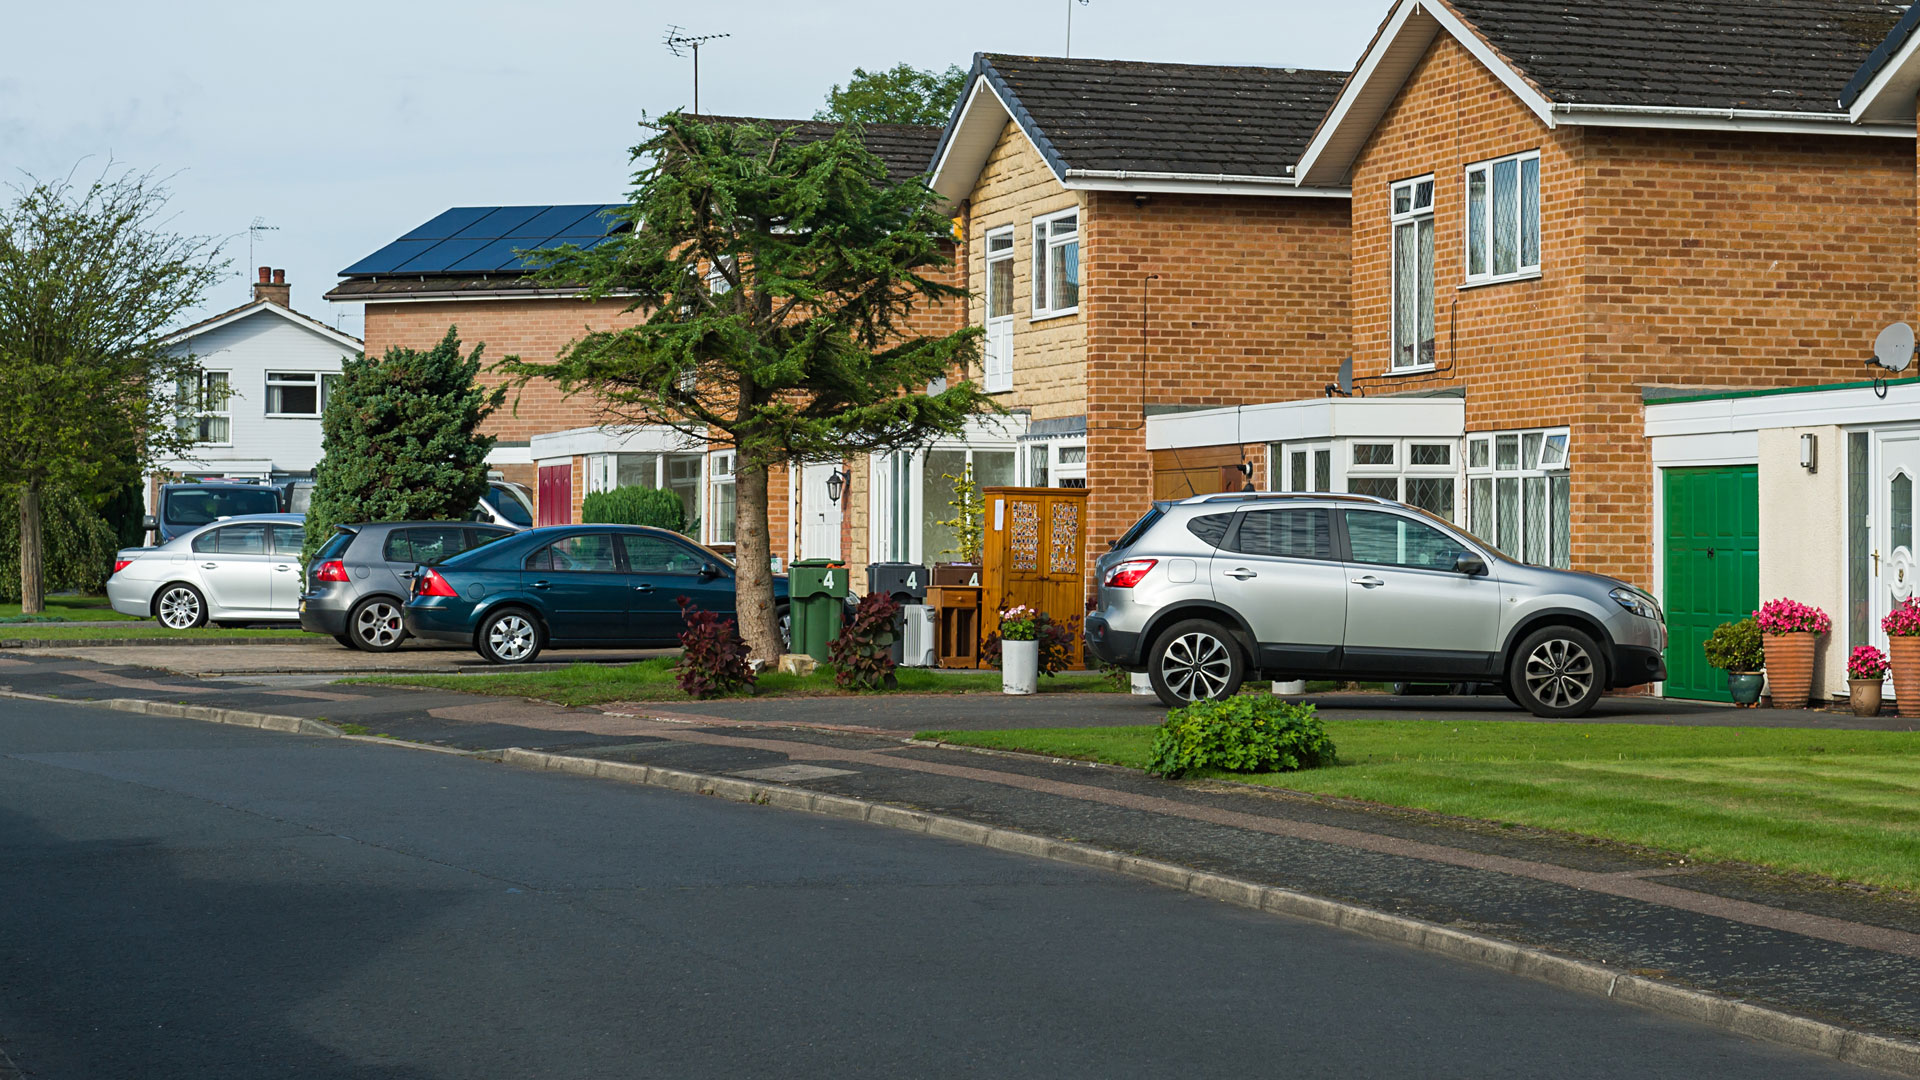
1146,396,1464,450
527,424,706,458
348,287,610,305
1061,172,1352,198
1848,30,1920,124
1554,104,1912,139
930,76,1028,204
1297,0,1555,187
1648,431,1759,467
1644,382,1920,438
165,301,364,353
485,444,534,466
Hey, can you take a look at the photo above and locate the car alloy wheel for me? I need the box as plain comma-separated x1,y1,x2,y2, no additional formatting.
778,607,792,654
1161,631,1234,701
1523,637,1595,711
157,586,204,630
352,600,405,651
486,613,538,663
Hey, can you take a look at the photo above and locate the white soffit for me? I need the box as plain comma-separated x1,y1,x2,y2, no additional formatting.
528,424,706,457
1644,381,1920,438
930,77,1028,205
1146,396,1465,451
1849,28,1920,125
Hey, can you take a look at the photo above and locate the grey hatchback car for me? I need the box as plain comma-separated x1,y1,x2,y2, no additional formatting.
300,522,515,650
1085,493,1667,717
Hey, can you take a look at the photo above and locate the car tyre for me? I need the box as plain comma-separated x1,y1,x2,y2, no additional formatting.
154,583,208,630
1508,625,1606,718
347,596,408,652
777,604,792,654
1146,619,1245,708
476,607,543,665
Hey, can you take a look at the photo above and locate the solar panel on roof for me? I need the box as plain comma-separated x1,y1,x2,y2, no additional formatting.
400,207,495,241
457,206,545,238
504,204,604,238
393,237,493,274
447,238,547,273
341,239,441,276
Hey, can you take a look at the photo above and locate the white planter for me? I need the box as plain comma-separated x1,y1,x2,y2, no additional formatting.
1001,639,1039,695
1271,680,1307,695
1130,671,1156,696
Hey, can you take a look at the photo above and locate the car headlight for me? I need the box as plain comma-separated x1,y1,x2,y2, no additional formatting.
1609,587,1659,621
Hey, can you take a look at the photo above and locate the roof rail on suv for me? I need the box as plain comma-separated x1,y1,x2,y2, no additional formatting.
1182,491,1402,507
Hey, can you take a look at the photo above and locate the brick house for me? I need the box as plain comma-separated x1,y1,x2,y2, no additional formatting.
1149,0,1917,701
326,120,949,573
897,53,1351,583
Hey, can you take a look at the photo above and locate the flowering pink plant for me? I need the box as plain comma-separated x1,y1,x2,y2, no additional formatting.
1882,598,1920,637
1847,645,1889,681
997,604,1039,641
1753,598,1832,636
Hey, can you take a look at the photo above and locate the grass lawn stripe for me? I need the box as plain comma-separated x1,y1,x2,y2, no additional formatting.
917,720,1920,892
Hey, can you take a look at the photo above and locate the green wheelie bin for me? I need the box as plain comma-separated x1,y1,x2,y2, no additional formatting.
788,558,849,662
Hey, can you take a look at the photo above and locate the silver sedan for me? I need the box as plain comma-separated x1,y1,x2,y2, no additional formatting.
107,514,307,628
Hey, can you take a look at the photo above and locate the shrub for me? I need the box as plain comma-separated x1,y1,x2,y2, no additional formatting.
582,485,686,533
675,598,754,698
981,609,1081,677
1848,645,1889,681
1754,598,1831,636
0,486,119,602
1145,696,1336,779
1701,617,1764,672
828,592,901,690
1884,598,1920,637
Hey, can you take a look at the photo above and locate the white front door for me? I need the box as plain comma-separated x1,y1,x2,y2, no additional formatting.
799,462,843,561
1873,433,1920,669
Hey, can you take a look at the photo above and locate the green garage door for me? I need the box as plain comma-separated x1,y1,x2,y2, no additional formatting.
1662,466,1759,701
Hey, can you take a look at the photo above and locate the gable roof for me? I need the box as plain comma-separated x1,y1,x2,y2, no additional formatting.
328,117,944,303
1843,1,1920,120
1298,0,1912,186
929,53,1352,202
165,298,363,353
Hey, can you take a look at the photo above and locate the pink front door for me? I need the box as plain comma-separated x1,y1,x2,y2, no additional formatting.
537,464,572,527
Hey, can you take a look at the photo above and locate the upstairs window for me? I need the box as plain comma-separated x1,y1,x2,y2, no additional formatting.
266,372,322,416
1464,150,1540,283
1391,177,1435,370
178,370,231,445
1031,209,1079,319
983,227,1014,392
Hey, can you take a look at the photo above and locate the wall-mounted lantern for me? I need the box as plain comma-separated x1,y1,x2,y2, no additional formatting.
1800,432,1818,473
825,468,848,504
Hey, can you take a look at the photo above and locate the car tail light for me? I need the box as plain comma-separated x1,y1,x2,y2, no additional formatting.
1103,559,1157,588
315,559,350,583
417,568,459,597
111,559,133,575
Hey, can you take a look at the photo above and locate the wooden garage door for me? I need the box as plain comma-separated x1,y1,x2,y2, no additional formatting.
1661,466,1759,702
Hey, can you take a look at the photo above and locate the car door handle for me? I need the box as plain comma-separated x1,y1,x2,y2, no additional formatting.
634,583,655,593
530,580,551,589
399,571,414,579
1225,568,1257,580
274,564,292,572
201,562,219,570
1351,575,1386,588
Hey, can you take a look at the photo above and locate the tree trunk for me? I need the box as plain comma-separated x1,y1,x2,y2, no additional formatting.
19,483,45,616
733,459,783,663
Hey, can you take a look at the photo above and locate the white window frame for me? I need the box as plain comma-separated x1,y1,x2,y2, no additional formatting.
1030,208,1080,321
1342,438,1461,522
182,370,232,446
869,442,1018,564
1389,176,1436,372
983,226,1015,392
707,450,736,546
1466,427,1570,568
1462,150,1541,286
1020,438,1086,488
264,371,325,418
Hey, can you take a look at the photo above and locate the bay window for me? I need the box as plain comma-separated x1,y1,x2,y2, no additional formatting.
1391,177,1435,370
1467,429,1568,567
1032,209,1079,318
1464,150,1541,283
1345,439,1458,521
585,451,706,531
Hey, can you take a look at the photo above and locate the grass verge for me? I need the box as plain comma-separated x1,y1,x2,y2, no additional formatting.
347,657,1124,707
1,625,312,642
0,595,144,623
917,720,1920,893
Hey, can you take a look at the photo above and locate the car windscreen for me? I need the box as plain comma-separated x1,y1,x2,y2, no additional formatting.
488,484,534,526
163,487,281,525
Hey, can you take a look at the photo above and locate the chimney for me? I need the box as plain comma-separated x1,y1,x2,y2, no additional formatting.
254,266,291,308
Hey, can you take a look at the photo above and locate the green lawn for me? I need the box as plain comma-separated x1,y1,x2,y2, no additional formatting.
0,595,143,623
0,625,312,642
349,658,1124,708
917,721,1920,893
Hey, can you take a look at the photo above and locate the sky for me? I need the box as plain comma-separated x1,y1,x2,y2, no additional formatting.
4,1,1386,338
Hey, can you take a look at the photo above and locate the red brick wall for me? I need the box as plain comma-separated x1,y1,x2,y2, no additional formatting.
1083,191,1352,571
1348,32,1915,588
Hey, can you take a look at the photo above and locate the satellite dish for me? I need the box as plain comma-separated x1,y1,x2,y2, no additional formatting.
1874,322,1914,373
1337,356,1354,395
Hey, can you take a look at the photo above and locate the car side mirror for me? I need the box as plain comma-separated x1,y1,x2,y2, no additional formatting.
141,514,157,533
698,562,723,579
1454,553,1487,576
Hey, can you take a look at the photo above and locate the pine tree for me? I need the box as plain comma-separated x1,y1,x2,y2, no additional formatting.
303,327,502,563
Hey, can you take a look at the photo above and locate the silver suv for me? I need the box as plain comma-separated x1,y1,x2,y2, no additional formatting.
1085,493,1667,717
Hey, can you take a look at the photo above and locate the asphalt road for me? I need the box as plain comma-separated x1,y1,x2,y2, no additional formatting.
0,700,1883,1079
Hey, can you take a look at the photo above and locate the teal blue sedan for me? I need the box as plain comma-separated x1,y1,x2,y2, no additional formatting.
404,524,790,664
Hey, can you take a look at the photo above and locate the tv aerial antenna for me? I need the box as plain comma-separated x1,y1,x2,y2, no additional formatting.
247,216,278,276
1066,0,1091,58
1870,321,1915,398
664,26,730,114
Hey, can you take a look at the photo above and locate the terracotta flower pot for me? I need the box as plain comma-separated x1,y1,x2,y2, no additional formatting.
1849,679,1884,718
1761,630,1817,709
1889,636,1920,718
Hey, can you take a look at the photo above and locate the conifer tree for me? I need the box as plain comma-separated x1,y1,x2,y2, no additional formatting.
303,328,502,563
